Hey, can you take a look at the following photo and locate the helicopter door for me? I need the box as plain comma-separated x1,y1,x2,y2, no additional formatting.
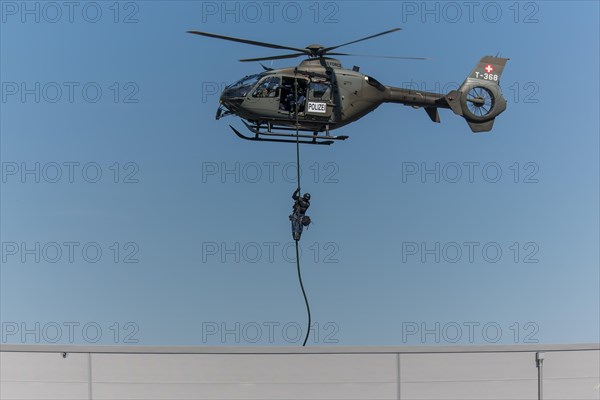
306,80,333,121
278,77,309,117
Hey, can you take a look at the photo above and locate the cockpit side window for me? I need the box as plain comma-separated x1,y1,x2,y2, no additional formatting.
252,76,281,98
308,81,331,101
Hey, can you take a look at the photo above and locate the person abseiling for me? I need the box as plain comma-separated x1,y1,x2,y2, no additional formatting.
289,188,311,241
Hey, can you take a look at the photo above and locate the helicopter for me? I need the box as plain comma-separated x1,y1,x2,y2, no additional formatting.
188,28,509,145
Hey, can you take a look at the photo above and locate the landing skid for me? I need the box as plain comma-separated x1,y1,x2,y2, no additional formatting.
230,121,349,146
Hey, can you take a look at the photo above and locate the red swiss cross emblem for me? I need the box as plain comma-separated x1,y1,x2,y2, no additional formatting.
485,64,494,73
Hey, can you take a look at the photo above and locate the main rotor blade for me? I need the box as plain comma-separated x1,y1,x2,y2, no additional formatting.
327,52,429,60
187,30,309,54
239,53,307,62
322,28,402,53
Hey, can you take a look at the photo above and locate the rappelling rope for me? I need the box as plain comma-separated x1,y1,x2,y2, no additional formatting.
293,69,311,347
294,72,301,193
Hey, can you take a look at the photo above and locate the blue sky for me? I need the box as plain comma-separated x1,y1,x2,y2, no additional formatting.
1,1,598,346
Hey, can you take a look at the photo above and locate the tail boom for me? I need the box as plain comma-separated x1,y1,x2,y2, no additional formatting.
384,56,509,132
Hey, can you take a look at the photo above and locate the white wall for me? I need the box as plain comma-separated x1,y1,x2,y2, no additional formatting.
1,345,598,399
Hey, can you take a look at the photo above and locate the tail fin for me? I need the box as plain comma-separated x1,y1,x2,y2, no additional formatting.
445,56,509,133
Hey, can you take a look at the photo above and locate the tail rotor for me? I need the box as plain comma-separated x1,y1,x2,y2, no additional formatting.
445,56,509,132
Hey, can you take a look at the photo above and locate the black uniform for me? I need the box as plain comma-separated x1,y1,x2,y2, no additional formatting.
290,189,311,241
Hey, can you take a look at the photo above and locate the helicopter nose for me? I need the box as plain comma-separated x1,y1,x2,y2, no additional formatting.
218,93,243,114
219,95,232,108
219,87,237,104
219,90,232,108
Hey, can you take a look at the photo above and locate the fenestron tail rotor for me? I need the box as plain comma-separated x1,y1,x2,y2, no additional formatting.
465,87,495,117
187,28,428,62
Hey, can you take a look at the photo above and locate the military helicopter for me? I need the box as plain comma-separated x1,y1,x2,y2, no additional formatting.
188,28,509,145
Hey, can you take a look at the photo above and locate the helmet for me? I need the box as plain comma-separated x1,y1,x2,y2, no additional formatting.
303,193,311,200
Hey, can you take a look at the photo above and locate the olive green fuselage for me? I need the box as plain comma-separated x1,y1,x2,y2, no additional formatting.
219,58,448,132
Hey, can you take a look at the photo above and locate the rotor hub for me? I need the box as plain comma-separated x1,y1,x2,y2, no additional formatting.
305,44,325,57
